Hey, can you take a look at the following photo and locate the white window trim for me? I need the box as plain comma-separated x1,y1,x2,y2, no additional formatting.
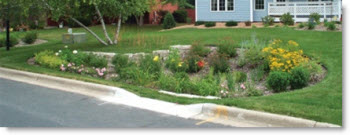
210,0,235,12
254,0,265,11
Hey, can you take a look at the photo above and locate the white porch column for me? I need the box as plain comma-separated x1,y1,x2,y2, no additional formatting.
338,0,342,21
323,2,326,19
195,0,197,22
250,0,253,22
294,3,297,22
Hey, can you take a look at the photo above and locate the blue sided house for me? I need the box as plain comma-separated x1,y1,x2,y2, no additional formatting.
195,0,342,22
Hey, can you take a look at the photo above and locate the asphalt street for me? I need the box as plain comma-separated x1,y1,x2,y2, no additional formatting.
0,78,230,128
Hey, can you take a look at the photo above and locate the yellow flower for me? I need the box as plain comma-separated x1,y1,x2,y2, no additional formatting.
153,56,159,62
178,62,183,67
288,40,299,47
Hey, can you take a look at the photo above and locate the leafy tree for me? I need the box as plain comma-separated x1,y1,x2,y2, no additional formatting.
41,0,150,45
0,0,46,30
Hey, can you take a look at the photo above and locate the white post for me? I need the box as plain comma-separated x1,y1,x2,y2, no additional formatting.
338,1,342,21
250,0,254,22
294,3,297,22
195,0,197,22
323,2,326,19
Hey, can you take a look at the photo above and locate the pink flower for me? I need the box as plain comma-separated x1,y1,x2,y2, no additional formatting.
98,72,104,76
101,67,107,72
60,65,66,71
78,69,83,73
67,63,72,67
240,84,246,90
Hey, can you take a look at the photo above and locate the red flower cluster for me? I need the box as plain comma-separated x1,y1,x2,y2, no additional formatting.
197,60,205,68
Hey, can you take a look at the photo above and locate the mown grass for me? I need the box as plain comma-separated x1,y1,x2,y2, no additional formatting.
0,25,342,125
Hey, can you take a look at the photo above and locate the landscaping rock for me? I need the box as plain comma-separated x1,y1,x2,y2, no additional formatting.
124,53,147,63
153,50,169,61
170,45,192,58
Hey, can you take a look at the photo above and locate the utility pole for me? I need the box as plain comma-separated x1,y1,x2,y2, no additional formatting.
6,0,10,51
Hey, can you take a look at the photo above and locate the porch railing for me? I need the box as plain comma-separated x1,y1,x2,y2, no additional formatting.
268,2,341,21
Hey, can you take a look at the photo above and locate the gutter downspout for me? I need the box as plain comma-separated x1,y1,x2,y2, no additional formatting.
250,0,254,22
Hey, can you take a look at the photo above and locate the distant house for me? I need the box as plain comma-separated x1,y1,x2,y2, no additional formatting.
195,0,342,22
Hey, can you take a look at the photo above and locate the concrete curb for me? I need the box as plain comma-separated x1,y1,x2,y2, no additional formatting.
0,67,116,98
0,67,341,127
198,104,340,127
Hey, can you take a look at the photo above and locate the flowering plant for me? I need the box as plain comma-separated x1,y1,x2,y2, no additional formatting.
262,39,309,72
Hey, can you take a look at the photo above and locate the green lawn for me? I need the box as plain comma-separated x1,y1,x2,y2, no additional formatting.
0,25,342,125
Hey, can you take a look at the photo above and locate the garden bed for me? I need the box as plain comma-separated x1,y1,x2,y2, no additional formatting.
31,39,327,98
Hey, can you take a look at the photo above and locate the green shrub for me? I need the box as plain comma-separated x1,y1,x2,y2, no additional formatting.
261,16,274,26
244,82,263,97
290,67,310,89
112,54,132,73
22,32,38,44
310,13,321,24
252,25,257,28
267,71,290,92
195,69,220,96
35,50,67,69
298,23,305,28
327,22,336,30
308,21,316,30
204,22,216,27
158,72,197,94
218,44,237,57
209,54,230,73
195,21,206,26
0,36,18,47
186,54,204,73
244,46,264,67
245,21,251,26
225,21,238,27
300,61,324,82
251,65,265,82
162,13,176,29
83,53,108,68
118,65,154,86
190,43,210,57
234,71,247,83
172,9,188,23
226,73,235,91
58,49,86,66
280,13,294,26
165,49,188,72
139,55,162,78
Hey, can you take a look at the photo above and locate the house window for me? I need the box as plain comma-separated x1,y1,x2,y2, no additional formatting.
211,0,218,11
227,0,234,11
255,0,265,10
219,0,226,11
211,0,235,11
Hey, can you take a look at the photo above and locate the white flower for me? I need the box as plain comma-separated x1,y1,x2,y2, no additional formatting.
55,53,59,56
64,45,68,48
58,50,62,53
73,50,78,54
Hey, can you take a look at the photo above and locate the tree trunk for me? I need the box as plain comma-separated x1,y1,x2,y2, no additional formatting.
95,5,113,45
153,11,157,24
139,16,144,26
70,17,108,46
135,16,140,25
114,14,122,44
135,16,144,26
